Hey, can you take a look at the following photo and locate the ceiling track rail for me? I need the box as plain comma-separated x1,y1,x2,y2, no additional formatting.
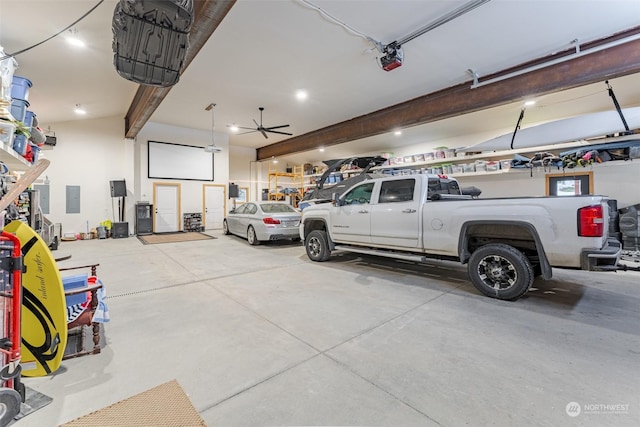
470,32,640,89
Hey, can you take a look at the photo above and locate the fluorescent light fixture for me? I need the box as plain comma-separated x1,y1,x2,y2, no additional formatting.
295,90,308,101
318,147,325,152
272,159,278,164
229,124,239,132
524,100,536,107
74,104,86,115
394,130,402,136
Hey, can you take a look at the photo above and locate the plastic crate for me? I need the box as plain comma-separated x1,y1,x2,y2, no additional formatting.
10,75,32,101
12,134,27,155
0,120,16,146
24,111,35,128
10,99,29,122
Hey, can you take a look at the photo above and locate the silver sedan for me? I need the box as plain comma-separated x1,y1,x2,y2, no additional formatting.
223,202,301,245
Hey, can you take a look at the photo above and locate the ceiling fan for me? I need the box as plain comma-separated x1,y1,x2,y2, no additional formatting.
235,107,292,139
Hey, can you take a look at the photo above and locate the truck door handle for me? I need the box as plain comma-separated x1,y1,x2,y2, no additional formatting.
358,210,369,214
402,209,416,213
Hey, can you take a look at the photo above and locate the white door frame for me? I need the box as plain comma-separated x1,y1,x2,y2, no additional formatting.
153,182,181,232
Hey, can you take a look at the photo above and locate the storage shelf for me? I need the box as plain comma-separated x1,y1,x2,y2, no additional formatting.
1,145,30,170
269,164,304,207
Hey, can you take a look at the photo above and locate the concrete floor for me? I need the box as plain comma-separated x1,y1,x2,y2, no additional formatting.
15,232,640,426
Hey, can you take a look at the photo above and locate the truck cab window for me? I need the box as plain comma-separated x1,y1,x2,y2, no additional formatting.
343,182,375,205
379,179,415,203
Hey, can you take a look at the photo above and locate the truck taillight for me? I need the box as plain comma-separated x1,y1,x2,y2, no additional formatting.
263,217,281,225
578,205,604,237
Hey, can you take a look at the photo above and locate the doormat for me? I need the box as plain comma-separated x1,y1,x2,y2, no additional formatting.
60,380,206,426
137,232,216,245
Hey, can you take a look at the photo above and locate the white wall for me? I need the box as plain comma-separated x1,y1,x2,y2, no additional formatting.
135,121,231,220
41,116,131,234
39,118,260,234
229,145,256,201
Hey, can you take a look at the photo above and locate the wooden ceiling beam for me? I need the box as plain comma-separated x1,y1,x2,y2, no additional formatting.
124,0,236,139
257,29,640,161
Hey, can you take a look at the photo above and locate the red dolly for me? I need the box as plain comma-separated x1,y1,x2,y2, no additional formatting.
0,230,25,426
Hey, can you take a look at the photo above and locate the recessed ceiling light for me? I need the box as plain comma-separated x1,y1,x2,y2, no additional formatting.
66,28,85,47
74,104,86,115
394,130,402,136
272,159,278,164
295,90,308,101
524,100,536,107
319,147,325,152
229,124,238,132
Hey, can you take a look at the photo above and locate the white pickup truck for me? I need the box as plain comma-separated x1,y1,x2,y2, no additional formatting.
299,174,623,300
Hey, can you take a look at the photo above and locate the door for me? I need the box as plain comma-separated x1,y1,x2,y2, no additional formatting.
330,182,375,244
203,184,226,230
153,183,180,233
370,178,421,248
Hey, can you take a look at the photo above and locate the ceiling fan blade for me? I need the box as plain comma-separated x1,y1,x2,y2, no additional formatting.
264,124,290,130
266,130,293,136
260,129,269,139
253,119,260,128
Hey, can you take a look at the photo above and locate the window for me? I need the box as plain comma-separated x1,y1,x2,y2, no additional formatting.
379,179,415,203
343,182,375,205
546,172,593,196
427,178,461,199
261,203,297,213
234,204,248,214
245,203,258,215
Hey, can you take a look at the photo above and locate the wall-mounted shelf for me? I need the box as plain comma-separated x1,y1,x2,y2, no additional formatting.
1,145,31,170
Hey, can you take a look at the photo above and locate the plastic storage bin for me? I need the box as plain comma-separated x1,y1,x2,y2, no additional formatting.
0,120,16,147
12,134,28,155
24,111,35,128
10,76,32,101
10,99,28,122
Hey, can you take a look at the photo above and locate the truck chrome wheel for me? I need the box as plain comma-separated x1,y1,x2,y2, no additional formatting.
305,230,330,262
476,255,517,289
468,243,534,300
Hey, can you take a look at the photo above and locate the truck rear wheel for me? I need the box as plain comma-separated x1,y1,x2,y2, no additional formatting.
305,230,330,262
468,243,534,300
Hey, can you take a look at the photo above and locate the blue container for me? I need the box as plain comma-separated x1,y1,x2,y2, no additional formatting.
31,144,41,163
10,99,29,122
24,111,35,128
10,76,32,101
12,134,28,155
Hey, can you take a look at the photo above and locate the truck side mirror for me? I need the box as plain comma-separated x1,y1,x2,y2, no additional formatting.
331,193,342,206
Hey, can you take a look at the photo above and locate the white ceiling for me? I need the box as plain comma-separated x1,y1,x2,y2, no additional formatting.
1,0,640,166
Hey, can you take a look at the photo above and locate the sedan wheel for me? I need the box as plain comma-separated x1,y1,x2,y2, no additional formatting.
247,226,260,246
